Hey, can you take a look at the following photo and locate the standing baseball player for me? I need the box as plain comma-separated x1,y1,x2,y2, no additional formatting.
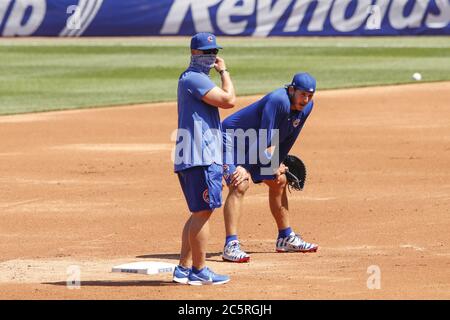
221,72,319,263
172,33,243,285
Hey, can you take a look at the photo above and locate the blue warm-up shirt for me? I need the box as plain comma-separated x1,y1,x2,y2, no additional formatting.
174,67,222,172
222,87,313,172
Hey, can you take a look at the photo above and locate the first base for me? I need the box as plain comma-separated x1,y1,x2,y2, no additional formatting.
112,261,176,275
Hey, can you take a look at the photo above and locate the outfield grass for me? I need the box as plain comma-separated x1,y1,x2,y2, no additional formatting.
1,37,449,115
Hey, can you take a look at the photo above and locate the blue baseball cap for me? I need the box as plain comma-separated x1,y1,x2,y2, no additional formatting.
190,32,223,50
290,72,316,93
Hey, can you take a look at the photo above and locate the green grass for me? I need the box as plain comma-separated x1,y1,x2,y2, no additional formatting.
1,37,450,115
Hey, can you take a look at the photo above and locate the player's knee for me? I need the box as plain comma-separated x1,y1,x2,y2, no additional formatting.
267,176,287,192
278,175,288,188
191,209,213,220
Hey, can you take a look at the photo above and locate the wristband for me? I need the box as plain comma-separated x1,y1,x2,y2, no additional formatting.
219,69,228,76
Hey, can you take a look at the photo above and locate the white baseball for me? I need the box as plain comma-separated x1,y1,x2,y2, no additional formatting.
412,72,422,81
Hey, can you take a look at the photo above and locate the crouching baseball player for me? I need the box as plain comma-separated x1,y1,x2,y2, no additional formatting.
221,72,319,263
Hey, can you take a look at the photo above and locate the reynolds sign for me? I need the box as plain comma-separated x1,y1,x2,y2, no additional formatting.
0,0,449,36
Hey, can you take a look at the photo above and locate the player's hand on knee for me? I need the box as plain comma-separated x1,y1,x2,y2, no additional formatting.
275,164,288,185
230,166,249,187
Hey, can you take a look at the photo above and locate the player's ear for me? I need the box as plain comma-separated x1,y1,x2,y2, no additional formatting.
287,86,295,98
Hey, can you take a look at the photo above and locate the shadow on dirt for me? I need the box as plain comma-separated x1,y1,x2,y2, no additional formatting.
136,252,223,260
43,280,178,287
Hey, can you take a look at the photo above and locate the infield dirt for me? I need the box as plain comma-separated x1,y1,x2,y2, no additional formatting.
0,82,449,299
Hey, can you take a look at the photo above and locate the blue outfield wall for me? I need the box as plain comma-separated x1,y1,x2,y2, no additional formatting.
0,0,449,37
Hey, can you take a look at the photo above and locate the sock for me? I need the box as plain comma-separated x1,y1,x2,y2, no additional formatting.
278,227,293,239
225,235,238,245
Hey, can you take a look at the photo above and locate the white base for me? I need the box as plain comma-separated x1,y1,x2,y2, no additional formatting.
112,261,176,275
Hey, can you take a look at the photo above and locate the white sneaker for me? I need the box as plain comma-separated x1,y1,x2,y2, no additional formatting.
222,240,250,263
276,232,318,253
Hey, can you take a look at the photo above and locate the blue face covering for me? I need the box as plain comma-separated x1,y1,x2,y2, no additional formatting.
190,54,216,74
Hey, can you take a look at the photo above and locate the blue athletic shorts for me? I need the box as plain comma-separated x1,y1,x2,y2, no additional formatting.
177,163,223,213
223,163,276,185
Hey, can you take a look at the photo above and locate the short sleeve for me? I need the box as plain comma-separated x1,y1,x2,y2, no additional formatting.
184,72,216,101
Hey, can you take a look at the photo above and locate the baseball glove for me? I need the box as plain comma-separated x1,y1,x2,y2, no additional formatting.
282,154,307,192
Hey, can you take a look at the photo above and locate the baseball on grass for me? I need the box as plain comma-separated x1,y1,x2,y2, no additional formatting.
412,72,422,81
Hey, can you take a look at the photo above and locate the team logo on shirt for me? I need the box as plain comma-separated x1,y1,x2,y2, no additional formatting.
202,189,210,204
293,119,301,127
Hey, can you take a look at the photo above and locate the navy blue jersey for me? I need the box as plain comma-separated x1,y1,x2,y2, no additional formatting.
222,88,313,171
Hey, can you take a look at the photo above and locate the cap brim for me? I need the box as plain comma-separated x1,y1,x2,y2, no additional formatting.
197,44,223,50
294,86,315,92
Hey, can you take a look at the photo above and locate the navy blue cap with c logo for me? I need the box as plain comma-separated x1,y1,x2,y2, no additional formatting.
190,33,223,50
290,73,316,93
